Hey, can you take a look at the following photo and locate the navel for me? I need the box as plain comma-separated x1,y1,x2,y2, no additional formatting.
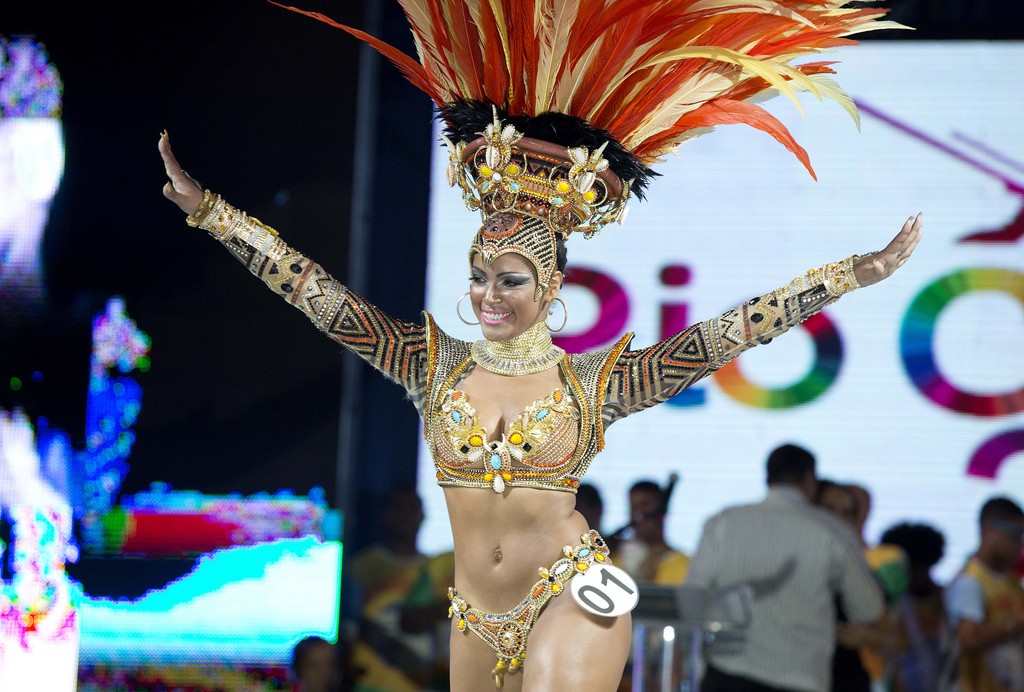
493,545,503,563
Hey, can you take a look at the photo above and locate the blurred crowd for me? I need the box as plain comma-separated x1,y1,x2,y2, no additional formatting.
292,445,1023,692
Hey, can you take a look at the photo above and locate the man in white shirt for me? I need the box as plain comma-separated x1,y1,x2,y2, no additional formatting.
686,443,885,692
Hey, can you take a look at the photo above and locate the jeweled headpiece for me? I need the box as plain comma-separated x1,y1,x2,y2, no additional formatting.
278,0,902,284
453,105,633,297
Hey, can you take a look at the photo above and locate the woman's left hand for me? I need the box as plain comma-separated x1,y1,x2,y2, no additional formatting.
853,212,923,288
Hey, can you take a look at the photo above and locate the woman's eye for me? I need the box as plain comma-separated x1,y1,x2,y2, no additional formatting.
470,275,486,284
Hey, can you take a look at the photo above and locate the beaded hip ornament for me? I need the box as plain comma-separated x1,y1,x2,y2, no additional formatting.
448,530,612,688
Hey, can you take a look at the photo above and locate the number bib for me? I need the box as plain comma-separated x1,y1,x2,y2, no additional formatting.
570,564,639,617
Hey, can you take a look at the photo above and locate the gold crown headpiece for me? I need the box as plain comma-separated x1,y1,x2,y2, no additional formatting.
447,109,633,298
445,108,631,241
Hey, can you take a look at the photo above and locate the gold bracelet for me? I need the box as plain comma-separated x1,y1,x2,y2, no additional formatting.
185,189,218,228
820,254,861,297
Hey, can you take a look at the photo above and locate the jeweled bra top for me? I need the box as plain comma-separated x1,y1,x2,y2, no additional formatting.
431,387,580,493
424,321,629,494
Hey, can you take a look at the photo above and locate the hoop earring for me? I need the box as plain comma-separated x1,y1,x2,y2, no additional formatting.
456,291,480,325
546,298,568,333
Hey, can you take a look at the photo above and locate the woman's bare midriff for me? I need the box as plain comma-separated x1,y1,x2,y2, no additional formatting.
443,484,591,613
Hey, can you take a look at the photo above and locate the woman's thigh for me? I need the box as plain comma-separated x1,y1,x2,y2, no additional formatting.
520,591,632,690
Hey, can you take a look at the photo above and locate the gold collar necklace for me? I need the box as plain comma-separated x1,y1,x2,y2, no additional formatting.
471,321,565,376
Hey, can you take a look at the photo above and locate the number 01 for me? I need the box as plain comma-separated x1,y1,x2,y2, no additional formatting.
571,565,639,618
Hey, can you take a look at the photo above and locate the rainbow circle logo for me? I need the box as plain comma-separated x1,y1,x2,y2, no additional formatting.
714,312,842,409
901,268,1024,417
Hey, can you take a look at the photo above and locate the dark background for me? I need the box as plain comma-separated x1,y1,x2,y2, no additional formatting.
2,0,1022,590
1,0,435,578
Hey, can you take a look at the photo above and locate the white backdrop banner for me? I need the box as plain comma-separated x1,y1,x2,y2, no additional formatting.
416,42,1024,581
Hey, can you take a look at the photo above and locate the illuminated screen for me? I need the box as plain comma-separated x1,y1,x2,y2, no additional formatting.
417,42,1024,583
0,35,341,690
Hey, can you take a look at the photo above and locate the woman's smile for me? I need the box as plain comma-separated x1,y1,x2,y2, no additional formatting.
481,308,513,324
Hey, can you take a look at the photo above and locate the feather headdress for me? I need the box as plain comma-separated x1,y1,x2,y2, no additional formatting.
274,0,903,271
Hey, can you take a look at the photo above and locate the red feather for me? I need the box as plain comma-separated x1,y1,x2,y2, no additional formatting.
272,0,901,176
442,1,486,102
478,0,510,107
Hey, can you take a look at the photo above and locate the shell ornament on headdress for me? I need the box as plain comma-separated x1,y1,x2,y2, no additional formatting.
275,0,904,286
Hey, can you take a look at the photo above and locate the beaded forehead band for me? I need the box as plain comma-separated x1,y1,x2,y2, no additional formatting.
469,212,557,301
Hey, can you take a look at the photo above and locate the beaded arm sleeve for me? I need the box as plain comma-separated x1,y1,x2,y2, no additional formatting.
186,190,430,412
601,255,860,426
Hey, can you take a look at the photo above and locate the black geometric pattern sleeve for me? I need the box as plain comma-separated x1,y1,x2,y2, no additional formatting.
601,279,845,427
187,191,430,412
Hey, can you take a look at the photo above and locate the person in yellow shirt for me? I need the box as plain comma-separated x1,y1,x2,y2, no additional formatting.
616,479,690,586
347,487,432,692
944,496,1024,692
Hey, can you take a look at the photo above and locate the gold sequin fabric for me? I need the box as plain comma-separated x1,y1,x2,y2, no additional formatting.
447,530,613,688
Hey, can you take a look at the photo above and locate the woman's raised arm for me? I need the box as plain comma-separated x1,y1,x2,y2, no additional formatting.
158,132,431,412
601,214,923,425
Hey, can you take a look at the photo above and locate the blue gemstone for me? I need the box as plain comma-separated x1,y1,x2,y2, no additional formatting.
451,410,462,423
535,409,549,421
489,454,503,470
578,548,590,558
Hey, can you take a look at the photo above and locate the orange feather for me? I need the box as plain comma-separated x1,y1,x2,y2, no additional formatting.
272,0,904,176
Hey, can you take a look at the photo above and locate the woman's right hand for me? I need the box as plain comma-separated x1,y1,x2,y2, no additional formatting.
159,131,204,216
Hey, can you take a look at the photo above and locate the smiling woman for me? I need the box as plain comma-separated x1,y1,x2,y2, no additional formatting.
469,253,555,340
156,2,922,690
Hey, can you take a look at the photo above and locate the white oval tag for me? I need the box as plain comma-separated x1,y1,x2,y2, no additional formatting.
570,564,639,617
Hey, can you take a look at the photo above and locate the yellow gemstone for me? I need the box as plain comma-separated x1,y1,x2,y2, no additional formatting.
502,472,512,481
484,473,494,482
511,658,521,667
577,562,589,571
480,165,493,177
551,583,562,594
584,190,596,202
596,554,606,562
458,619,467,631
469,434,483,447
506,164,520,175
509,432,523,445
495,660,506,670
556,181,570,193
